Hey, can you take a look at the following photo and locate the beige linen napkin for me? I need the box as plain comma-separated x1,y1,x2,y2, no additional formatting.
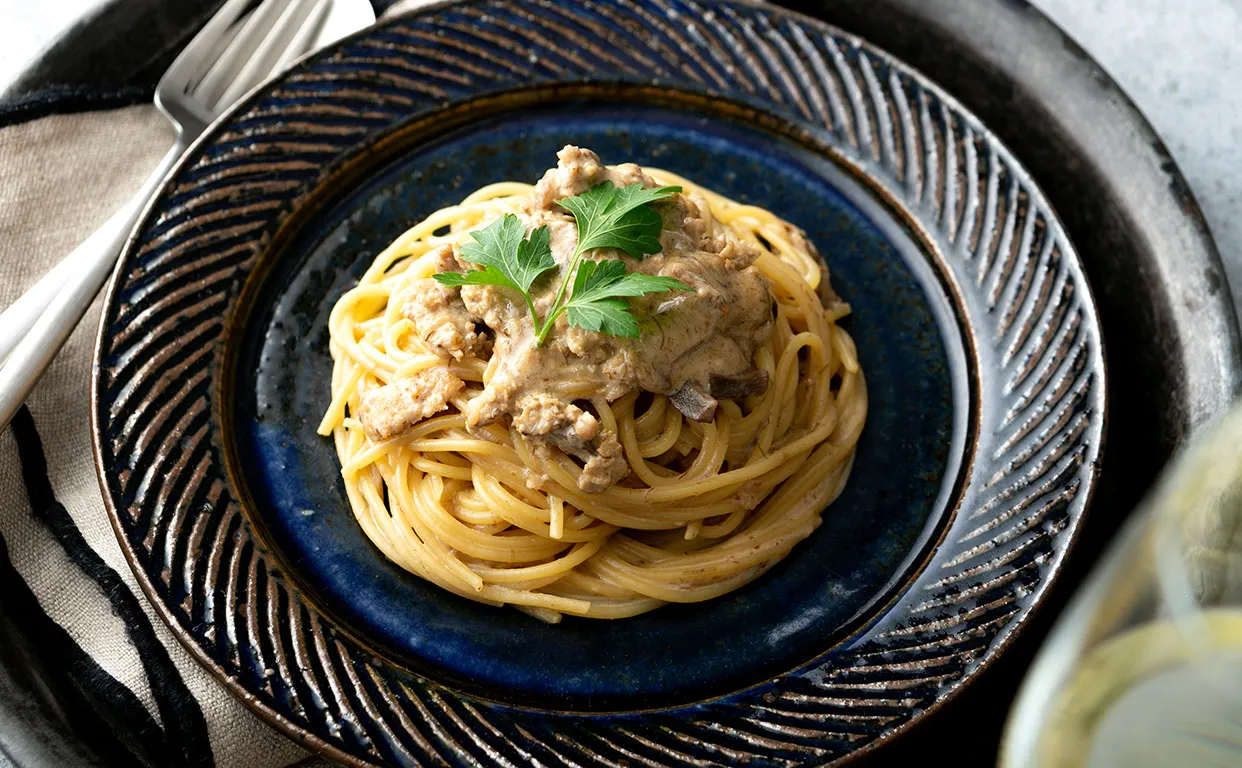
0,105,325,767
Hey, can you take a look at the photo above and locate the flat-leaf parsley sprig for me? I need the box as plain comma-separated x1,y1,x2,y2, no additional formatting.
431,214,554,323
434,180,691,346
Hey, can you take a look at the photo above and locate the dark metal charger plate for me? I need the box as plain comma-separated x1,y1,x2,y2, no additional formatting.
90,1,1105,765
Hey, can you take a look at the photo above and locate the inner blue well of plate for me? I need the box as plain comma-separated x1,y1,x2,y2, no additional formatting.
232,101,957,711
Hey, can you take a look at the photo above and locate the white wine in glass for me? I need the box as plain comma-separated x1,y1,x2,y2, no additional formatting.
1002,404,1242,768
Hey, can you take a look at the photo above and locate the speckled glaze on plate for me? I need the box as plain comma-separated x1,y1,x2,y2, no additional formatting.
91,1,1107,765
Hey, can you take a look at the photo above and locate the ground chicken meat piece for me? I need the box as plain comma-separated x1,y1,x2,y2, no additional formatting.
513,394,600,442
357,368,463,442
402,246,483,360
577,434,629,493
403,280,482,360
523,146,653,215
512,394,629,492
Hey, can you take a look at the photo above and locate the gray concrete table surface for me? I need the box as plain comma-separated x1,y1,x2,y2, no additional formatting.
1033,0,1242,316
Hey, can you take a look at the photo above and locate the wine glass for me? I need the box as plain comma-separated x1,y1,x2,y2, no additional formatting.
1001,403,1242,768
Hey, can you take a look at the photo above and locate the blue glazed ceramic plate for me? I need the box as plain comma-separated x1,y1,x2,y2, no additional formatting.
91,1,1107,765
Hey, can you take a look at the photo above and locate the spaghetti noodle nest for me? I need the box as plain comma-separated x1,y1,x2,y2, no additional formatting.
319,168,867,622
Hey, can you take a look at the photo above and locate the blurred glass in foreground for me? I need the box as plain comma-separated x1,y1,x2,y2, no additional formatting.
1002,403,1242,768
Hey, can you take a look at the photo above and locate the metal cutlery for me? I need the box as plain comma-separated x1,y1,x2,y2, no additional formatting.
0,0,374,431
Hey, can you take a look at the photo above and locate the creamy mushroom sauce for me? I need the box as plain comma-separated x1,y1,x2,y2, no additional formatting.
360,146,777,492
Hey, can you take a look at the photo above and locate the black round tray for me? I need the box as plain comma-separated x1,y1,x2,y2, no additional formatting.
2,0,1237,765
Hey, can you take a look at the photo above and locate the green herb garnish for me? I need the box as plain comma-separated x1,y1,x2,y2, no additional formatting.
558,181,683,258
433,180,692,346
431,214,555,324
559,258,690,338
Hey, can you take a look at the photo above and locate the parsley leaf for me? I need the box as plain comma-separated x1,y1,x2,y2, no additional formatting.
533,181,682,345
513,224,555,291
450,214,556,292
558,260,692,338
430,179,689,347
564,298,639,337
433,266,517,290
558,181,682,259
433,214,556,329
569,259,692,299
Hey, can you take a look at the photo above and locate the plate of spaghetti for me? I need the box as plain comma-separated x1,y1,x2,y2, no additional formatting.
319,145,868,622
91,1,1107,765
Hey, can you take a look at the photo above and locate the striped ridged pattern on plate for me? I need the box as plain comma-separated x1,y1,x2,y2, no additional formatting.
92,1,1105,765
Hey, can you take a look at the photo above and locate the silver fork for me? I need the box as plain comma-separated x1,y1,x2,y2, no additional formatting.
0,0,339,431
